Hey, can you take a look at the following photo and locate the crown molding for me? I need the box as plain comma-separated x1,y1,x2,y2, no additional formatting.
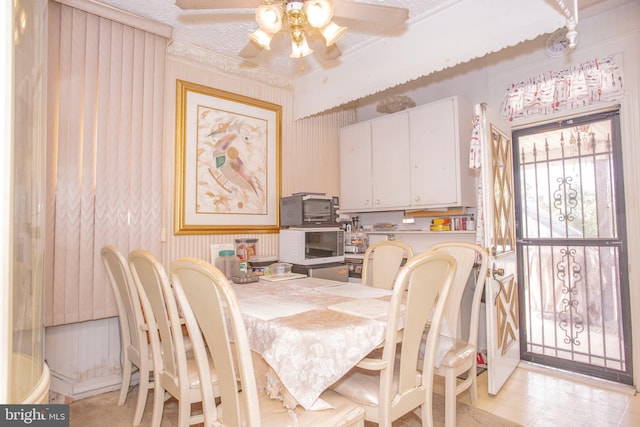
54,0,172,38
167,40,294,91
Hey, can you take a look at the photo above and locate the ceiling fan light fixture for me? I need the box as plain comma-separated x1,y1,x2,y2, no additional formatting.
248,28,274,50
285,0,305,15
248,0,348,59
305,0,333,28
255,4,283,33
320,21,347,46
290,32,313,58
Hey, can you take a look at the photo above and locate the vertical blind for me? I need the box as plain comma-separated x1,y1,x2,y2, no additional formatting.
45,2,168,326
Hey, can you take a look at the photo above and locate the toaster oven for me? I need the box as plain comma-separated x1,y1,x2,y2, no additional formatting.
280,193,340,227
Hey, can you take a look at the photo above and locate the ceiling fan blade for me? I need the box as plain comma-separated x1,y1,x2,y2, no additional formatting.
177,11,254,25
333,0,409,24
176,0,257,10
239,41,263,58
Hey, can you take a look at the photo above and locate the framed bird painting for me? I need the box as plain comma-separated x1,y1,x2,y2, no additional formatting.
174,80,282,234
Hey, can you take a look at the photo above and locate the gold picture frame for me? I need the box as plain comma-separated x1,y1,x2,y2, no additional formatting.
174,80,281,234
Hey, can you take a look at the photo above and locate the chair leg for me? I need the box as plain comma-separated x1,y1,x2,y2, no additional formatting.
150,384,165,427
469,374,478,405
422,393,434,427
178,400,191,427
444,370,457,427
118,359,133,406
132,368,150,425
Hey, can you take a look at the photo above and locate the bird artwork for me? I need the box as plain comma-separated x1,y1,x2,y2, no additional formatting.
195,107,267,215
211,146,258,196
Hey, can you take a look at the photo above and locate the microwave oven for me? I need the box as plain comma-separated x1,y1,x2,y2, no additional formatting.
279,228,345,265
280,193,339,227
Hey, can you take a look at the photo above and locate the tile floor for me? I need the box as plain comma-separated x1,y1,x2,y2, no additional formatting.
458,363,639,427
67,362,640,426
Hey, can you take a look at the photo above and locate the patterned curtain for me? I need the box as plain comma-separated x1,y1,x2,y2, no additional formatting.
45,1,169,325
500,57,623,121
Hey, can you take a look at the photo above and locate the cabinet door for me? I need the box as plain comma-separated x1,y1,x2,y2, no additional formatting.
339,122,373,211
409,98,460,206
371,113,411,209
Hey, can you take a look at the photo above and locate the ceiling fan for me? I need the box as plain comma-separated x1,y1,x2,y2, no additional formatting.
175,0,410,60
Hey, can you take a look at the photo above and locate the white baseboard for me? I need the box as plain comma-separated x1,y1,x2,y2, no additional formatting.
49,370,140,402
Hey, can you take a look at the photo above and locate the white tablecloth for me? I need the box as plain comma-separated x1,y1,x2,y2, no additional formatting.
232,277,392,410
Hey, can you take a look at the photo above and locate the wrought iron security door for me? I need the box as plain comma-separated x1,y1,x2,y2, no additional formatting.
513,110,632,384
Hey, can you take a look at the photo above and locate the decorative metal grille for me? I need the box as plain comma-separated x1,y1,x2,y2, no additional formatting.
514,111,632,384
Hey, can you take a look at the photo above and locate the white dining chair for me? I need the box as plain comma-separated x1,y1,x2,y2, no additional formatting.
428,241,489,427
100,245,153,425
361,240,414,289
169,257,366,427
128,250,219,427
330,250,457,427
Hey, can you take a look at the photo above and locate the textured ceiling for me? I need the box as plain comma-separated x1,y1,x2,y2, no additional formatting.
90,0,473,77
90,0,617,80
87,0,620,117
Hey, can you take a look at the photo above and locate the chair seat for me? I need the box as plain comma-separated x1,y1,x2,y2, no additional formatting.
331,364,421,407
437,340,475,369
218,390,365,427
416,328,457,368
185,351,218,389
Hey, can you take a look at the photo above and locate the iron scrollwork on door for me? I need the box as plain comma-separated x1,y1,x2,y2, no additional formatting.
557,247,585,345
553,177,578,222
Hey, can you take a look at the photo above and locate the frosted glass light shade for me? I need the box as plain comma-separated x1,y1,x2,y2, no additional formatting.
290,34,313,58
256,4,283,33
248,28,274,50
320,21,347,46
305,0,333,28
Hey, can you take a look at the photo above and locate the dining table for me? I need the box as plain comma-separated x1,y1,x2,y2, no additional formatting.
230,275,398,410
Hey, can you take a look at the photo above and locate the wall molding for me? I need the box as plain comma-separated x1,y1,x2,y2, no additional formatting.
53,0,172,38
49,369,134,402
168,40,294,91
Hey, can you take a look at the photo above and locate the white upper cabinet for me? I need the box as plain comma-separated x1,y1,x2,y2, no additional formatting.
371,112,411,209
339,121,373,211
408,96,476,208
340,96,476,213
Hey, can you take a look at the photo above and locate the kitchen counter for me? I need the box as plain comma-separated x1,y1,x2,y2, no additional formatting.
366,229,476,235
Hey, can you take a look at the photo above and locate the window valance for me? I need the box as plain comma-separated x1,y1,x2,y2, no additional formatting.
500,57,623,121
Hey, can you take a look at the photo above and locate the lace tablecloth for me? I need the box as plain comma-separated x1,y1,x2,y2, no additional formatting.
232,277,392,410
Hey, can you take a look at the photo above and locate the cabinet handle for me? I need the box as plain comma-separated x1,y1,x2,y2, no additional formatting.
414,196,420,201
375,199,380,204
